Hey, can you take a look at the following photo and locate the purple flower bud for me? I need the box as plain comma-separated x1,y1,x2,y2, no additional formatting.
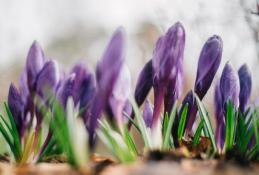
180,90,197,134
143,100,153,128
220,63,240,110
134,60,153,106
70,64,91,104
36,60,60,103
8,83,24,136
152,22,185,128
214,81,225,149
238,64,252,113
26,41,45,91
194,35,223,99
164,68,183,114
108,64,131,128
152,22,185,84
89,28,126,147
57,74,76,108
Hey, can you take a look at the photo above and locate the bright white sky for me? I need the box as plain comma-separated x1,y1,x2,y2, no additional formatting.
0,0,258,82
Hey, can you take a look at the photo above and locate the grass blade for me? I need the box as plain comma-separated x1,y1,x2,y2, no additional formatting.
195,94,217,152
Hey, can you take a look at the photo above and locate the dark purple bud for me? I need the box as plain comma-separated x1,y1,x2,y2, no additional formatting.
220,63,240,110
152,22,185,128
36,60,60,103
89,28,126,147
143,100,153,128
238,64,252,113
79,73,96,112
70,64,91,105
180,90,197,134
134,60,153,106
194,35,223,99
26,41,45,91
57,74,76,108
8,83,24,136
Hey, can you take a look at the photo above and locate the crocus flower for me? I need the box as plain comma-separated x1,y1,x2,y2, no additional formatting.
194,35,223,99
143,100,153,128
109,64,131,130
8,84,25,137
183,35,223,134
238,64,252,113
214,62,240,149
26,41,46,92
220,63,240,110
134,60,153,106
57,63,96,119
88,27,125,147
214,81,225,149
36,60,60,104
152,22,185,128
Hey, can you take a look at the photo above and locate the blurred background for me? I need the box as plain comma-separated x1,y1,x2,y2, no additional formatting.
0,0,259,113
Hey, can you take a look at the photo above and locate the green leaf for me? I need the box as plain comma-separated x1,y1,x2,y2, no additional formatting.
4,103,22,156
162,104,177,150
162,112,169,138
193,119,204,146
224,101,235,152
123,127,138,155
195,94,217,152
177,103,188,139
130,99,151,148
123,111,141,133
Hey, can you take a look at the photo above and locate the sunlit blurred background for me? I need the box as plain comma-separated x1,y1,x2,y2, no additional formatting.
0,0,259,129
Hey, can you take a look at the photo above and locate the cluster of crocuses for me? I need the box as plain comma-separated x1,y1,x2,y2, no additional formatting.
1,21,259,166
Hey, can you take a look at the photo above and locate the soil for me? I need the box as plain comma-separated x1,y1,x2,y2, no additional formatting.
0,159,259,175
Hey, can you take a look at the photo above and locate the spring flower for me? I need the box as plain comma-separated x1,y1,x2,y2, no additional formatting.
220,63,240,110
152,22,185,128
143,100,153,128
8,84,25,137
194,35,223,99
182,35,222,134
214,62,240,149
134,60,153,106
88,27,126,147
238,64,252,113
109,64,131,131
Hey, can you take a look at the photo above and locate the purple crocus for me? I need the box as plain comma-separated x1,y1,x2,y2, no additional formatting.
26,41,46,92
88,27,125,147
238,64,252,113
143,100,153,128
57,63,96,117
8,84,25,137
194,35,223,99
220,63,240,110
152,22,185,128
214,81,225,149
109,64,131,130
36,60,60,104
134,60,153,106
183,35,222,134
214,62,240,149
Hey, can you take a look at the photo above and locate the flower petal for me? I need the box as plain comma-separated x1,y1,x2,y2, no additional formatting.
194,35,222,99
238,64,252,113
134,60,153,106
26,41,45,91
